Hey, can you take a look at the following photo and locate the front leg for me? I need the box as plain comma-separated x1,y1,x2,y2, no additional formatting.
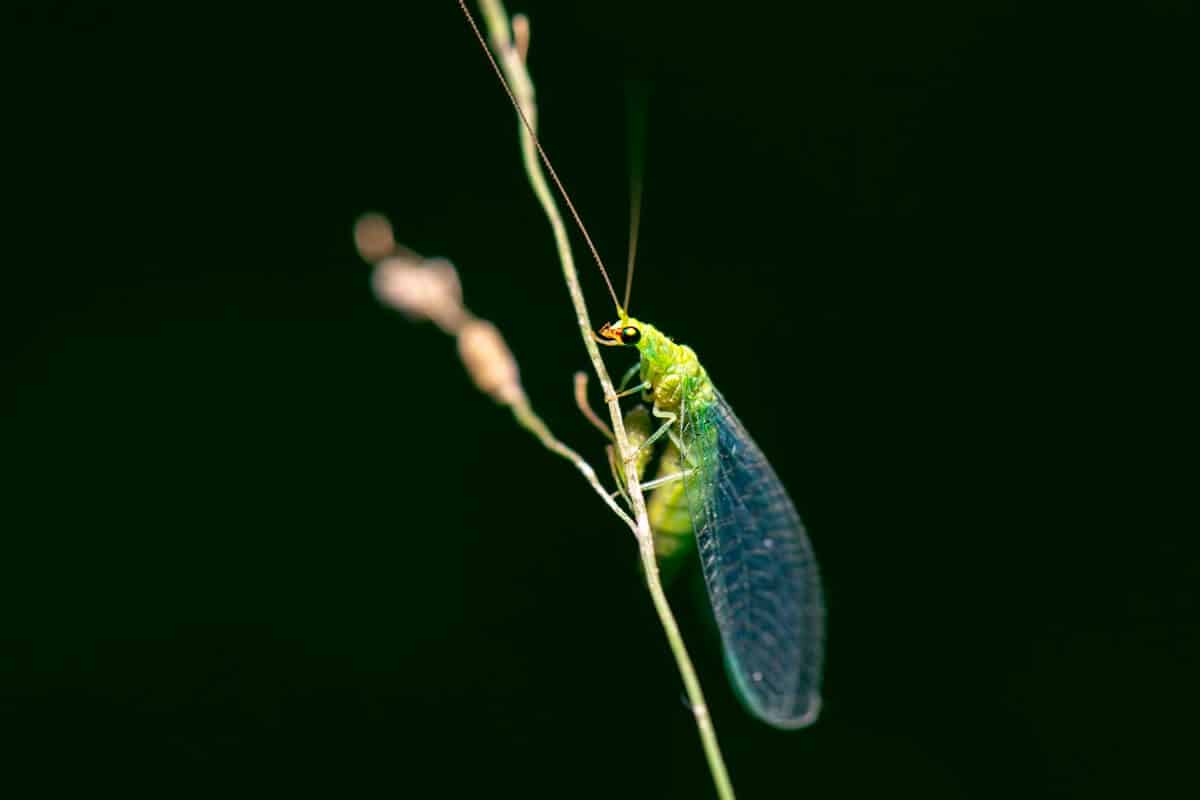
606,363,650,403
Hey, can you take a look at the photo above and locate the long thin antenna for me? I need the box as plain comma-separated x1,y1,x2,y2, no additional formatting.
623,85,647,313
623,179,641,313
458,0,623,313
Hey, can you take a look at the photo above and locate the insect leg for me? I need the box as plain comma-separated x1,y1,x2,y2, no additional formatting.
617,363,642,392
615,381,651,399
639,469,694,492
630,405,677,459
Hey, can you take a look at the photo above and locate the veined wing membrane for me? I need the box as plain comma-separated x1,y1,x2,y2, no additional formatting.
680,385,825,729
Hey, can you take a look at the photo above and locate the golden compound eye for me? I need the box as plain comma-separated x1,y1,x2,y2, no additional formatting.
620,326,641,345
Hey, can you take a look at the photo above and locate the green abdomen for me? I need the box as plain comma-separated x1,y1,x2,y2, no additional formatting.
647,439,694,583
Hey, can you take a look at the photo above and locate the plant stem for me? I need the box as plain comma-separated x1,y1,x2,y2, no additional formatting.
508,399,635,530
469,3,735,797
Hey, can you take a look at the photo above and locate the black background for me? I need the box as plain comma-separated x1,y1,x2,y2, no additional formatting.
6,1,1195,797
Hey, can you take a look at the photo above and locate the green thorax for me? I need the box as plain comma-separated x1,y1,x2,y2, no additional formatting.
623,316,713,416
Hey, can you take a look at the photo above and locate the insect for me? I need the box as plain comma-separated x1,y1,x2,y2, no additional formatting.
594,315,825,729
459,1,825,729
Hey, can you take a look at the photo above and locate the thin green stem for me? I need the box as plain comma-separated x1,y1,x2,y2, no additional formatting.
509,400,635,530
470,3,734,797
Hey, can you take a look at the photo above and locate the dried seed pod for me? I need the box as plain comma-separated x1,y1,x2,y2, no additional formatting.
353,212,397,263
372,256,466,334
456,318,524,406
512,14,530,63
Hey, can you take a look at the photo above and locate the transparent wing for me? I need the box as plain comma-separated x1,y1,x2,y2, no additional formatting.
680,385,825,729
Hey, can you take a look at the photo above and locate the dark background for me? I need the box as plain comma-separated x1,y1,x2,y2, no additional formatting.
6,1,1195,797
